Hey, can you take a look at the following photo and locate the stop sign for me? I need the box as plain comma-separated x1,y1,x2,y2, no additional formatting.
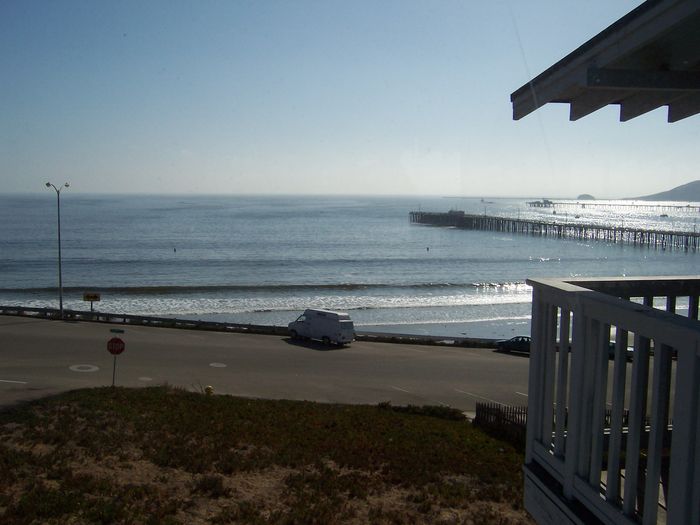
107,337,125,355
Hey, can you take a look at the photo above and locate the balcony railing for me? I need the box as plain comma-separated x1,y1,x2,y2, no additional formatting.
524,276,700,525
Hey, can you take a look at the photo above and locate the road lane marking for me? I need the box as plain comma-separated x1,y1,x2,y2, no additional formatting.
403,347,427,354
138,377,153,382
515,391,528,397
391,386,411,393
454,389,505,406
69,364,99,373
209,362,227,368
0,379,27,384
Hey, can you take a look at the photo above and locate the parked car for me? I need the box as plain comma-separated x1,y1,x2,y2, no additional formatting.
496,336,531,353
288,309,355,345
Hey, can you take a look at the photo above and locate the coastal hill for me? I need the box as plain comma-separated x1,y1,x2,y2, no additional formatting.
634,180,700,201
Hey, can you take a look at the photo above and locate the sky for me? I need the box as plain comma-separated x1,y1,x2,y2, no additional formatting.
1,0,698,198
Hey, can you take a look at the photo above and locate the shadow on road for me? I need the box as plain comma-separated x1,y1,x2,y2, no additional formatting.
283,337,346,352
0,317,53,328
493,349,530,358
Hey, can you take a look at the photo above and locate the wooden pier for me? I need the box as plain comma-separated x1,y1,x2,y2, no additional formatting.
410,210,700,251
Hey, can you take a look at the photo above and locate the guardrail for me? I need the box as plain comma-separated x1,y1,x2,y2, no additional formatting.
0,305,290,335
0,305,497,348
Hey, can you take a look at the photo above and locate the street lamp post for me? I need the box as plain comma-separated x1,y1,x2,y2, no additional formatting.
46,182,69,319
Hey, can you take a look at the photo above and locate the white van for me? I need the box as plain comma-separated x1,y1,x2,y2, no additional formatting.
288,309,355,345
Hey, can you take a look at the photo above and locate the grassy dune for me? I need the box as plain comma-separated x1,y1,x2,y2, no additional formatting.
0,386,532,524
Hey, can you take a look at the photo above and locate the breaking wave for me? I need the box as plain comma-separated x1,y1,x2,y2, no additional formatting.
0,281,530,295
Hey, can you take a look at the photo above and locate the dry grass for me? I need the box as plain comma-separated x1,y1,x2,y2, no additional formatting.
0,386,533,524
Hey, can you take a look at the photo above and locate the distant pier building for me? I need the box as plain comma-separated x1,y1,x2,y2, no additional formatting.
526,200,700,213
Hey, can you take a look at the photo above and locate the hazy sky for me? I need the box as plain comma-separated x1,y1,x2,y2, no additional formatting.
2,1,698,198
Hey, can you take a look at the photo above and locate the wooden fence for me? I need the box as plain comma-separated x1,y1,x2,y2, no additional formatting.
473,402,645,453
473,402,528,450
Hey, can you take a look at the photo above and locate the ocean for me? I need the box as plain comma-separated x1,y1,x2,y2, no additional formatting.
1,194,698,339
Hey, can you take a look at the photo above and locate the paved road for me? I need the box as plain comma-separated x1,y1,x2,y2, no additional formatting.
0,316,530,411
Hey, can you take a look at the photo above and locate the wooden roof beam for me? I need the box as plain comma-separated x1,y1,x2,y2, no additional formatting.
569,89,627,121
587,67,700,91
620,92,683,121
511,70,587,120
511,1,700,121
668,93,700,122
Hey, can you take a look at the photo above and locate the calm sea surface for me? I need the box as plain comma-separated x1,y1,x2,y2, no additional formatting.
1,194,698,338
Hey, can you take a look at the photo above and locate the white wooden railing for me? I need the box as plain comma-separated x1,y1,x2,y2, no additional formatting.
525,276,700,525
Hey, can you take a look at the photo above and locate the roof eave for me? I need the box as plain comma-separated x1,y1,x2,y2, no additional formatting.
511,0,700,122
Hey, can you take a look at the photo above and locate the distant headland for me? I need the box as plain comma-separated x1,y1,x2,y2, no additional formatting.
633,180,700,201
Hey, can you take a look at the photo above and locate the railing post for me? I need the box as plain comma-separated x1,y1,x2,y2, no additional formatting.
563,298,586,499
623,334,651,516
540,303,558,451
577,317,597,477
667,342,700,524
606,328,629,504
525,288,545,464
642,342,673,525
689,295,699,321
554,309,571,457
589,322,611,488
